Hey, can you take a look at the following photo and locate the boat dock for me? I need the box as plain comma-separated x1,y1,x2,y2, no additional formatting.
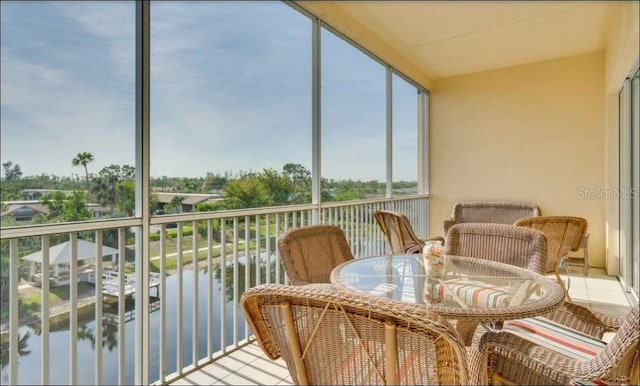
87,270,161,298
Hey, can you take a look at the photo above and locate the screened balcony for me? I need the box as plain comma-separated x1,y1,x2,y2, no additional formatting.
1,1,638,385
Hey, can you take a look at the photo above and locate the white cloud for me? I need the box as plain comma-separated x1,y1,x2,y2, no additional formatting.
1,1,418,182
53,1,135,83
1,54,135,176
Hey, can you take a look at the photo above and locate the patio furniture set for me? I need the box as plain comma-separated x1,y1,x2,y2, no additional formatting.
241,202,639,385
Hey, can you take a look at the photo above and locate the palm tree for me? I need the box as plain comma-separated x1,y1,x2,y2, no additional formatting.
164,196,185,214
72,152,94,201
0,331,31,370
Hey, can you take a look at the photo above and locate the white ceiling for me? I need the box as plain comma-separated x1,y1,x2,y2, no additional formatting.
329,1,616,80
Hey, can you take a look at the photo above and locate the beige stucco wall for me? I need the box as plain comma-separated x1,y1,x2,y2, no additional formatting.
603,1,639,274
429,53,606,268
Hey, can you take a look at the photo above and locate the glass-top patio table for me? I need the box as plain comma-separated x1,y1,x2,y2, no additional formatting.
331,254,566,344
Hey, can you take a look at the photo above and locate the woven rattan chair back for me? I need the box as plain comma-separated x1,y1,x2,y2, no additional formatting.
514,216,587,273
278,225,354,286
444,201,541,235
444,223,548,274
242,284,471,385
374,210,424,254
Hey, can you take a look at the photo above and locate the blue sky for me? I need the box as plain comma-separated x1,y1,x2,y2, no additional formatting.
1,1,418,181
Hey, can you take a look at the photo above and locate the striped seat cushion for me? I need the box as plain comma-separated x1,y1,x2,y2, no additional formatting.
430,279,510,307
503,317,607,361
570,379,609,386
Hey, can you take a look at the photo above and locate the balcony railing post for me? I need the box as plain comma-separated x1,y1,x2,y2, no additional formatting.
192,220,199,366
220,218,227,353
9,239,19,385
176,223,184,373
159,224,167,383
70,232,78,385
118,228,126,384
40,236,50,385
206,220,214,360
232,216,239,347
244,215,251,334
94,231,104,385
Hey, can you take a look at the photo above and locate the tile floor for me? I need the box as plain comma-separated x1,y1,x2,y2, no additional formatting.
169,343,293,386
560,267,635,316
170,267,636,386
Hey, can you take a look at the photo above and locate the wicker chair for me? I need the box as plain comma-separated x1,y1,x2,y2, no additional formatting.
374,210,440,255
242,283,474,385
515,216,587,300
444,223,548,274
277,225,354,286
475,304,639,385
443,201,541,235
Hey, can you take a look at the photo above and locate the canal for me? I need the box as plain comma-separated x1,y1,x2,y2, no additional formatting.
1,257,274,385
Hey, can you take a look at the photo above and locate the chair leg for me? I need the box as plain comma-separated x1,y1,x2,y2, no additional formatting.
554,269,572,302
455,320,480,346
582,244,589,276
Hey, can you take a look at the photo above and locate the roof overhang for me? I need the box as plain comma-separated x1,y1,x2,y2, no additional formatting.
295,1,619,89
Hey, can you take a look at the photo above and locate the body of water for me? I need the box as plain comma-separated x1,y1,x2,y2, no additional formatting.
2,259,269,385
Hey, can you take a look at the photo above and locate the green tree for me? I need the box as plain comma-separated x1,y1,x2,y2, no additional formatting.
258,168,292,206
201,172,227,193
18,173,84,192
195,201,223,212
329,179,369,202
0,180,20,202
116,180,136,217
41,191,67,220
41,191,91,222
63,191,92,221
150,193,159,214
93,175,116,213
282,163,310,184
1,161,23,202
222,177,273,210
332,189,361,201
195,202,223,238
92,164,134,214
2,161,22,181
164,196,185,214
0,331,31,370
180,178,201,192
282,163,311,204
71,152,94,201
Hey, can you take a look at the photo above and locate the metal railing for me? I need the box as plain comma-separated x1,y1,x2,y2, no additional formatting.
0,195,428,385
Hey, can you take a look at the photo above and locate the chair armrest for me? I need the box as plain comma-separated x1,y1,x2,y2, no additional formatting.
476,330,583,385
588,309,624,332
544,302,623,338
443,219,456,235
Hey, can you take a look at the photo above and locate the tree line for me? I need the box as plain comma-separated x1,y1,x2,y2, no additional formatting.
2,153,417,226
